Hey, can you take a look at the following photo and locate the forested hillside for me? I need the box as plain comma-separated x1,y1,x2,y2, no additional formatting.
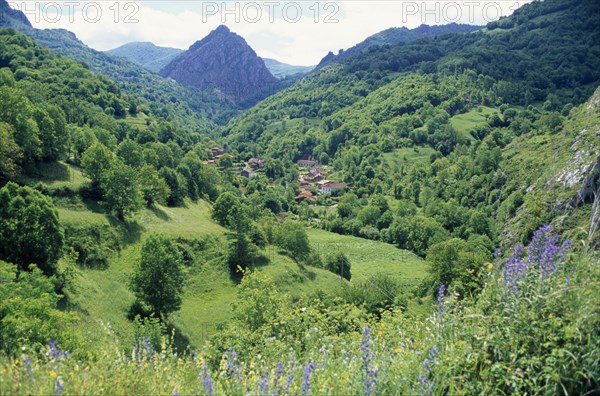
316,23,482,67
0,0,598,394
0,0,235,128
225,0,600,256
0,28,224,203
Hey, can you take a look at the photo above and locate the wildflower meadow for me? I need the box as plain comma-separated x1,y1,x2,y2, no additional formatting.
0,225,598,395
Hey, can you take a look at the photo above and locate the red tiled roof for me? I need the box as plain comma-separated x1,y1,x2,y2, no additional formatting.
295,191,316,202
323,182,347,189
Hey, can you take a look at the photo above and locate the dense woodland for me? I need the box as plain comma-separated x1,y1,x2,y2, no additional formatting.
0,0,599,394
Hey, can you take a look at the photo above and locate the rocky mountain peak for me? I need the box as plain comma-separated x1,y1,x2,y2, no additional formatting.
161,25,276,104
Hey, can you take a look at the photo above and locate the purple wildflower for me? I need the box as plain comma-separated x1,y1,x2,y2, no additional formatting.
365,368,378,395
172,392,179,396
418,374,433,396
361,327,378,395
141,337,154,355
360,327,372,364
437,284,445,315
48,341,70,362
258,372,269,394
275,362,284,378
283,373,294,395
501,244,527,291
200,364,214,396
429,346,438,359
526,226,571,277
133,336,154,362
225,347,241,379
272,363,285,395
54,376,64,396
301,362,315,395
23,357,33,380
502,225,572,292
418,347,438,396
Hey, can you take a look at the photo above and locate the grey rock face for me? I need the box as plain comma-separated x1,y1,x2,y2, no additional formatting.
161,25,277,104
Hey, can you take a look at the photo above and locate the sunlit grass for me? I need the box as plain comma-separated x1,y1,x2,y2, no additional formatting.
307,228,426,283
449,106,498,139
16,161,87,189
381,146,436,173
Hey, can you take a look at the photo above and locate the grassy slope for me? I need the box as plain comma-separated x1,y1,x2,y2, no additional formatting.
449,105,499,140
38,165,427,349
381,147,437,173
16,161,87,189
307,229,426,283
124,112,151,129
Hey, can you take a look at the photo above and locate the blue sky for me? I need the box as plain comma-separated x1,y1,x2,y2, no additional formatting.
19,1,530,65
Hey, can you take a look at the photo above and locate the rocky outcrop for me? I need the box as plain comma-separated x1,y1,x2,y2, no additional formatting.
160,25,277,104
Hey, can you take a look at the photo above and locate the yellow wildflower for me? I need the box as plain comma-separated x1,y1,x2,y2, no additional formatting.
50,371,57,378
394,348,402,353
377,330,383,335
486,263,493,270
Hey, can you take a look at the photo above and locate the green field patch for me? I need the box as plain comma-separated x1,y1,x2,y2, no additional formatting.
124,112,151,129
449,106,498,139
381,147,437,172
307,229,426,283
17,161,87,189
137,201,225,238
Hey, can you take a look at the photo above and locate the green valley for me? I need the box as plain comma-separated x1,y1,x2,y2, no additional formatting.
0,0,599,394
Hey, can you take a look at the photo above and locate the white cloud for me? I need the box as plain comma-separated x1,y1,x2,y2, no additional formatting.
15,1,531,65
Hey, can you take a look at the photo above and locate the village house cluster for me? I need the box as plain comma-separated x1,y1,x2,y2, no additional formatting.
203,150,348,202
296,159,348,202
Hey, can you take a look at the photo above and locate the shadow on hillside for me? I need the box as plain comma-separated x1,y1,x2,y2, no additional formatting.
166,322,192,354
271,247,318,281
23,161,70,182
108,216,143,245
149,205,170,221
252,254,271,269
271,248,318,281
126,303,193,355
81,195,107,214
296,262,317,281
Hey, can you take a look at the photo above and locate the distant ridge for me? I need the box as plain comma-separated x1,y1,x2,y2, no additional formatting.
106,42,183,74
317,23,482,67
261,58,314,79
0,0,31,27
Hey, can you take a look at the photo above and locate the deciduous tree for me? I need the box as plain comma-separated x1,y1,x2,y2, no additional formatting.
130,234,184,318
103,161,143,220
0,182,63,275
